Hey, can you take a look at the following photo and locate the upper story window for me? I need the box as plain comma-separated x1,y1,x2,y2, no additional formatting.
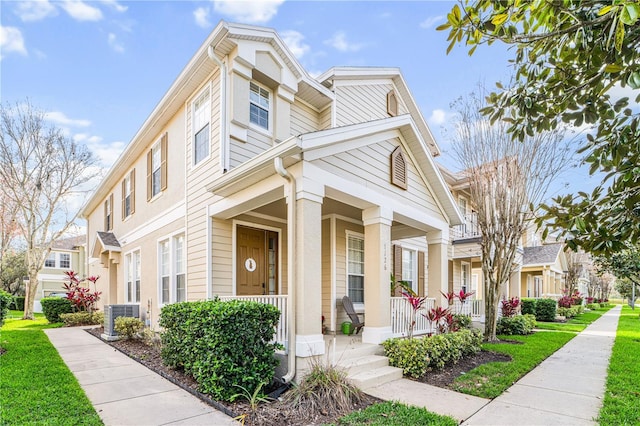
44,252,56,268
104,194,113,231
59,253,70,269
249,82,270,130
122,170,135,219
44,252,71,269
193,88,210,165
147,133,167,200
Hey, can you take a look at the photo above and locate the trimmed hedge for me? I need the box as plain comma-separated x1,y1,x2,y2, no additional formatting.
521,298,536,316
0,290,12,326
160,299,281,402
41,297,73,323
535,298,557,322
114,316,144,339
59,312,104,327
382,329,483,378
497,314,536,335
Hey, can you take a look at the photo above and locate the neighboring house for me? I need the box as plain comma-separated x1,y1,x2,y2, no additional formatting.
520,243,568,299
80,21,463,377
35,235,86,312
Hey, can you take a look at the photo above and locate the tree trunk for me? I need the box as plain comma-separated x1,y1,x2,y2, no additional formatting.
23,269,39,320
484,275,500,342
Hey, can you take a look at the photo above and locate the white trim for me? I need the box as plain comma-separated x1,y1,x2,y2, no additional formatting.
243,211,287,224
191,82,213,168
123,247,142,304
461,261,470,294
231,220,283,297
206,210,212,300
249,80,273,135
345,230,365,307
156,228,186,307
322,213,362,226
330,215,337,333
118,201,185,246
362,326,393,344
295,334,325,357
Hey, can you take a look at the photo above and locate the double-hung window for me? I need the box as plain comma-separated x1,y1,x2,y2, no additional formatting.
44,252,56,268
347,234,365,304
59,253,71,269
193,89,210,165
158,234,186,304
122,170,135,219
126,250,141,303
249,82,270,130
461,263,470,294
401,248,417,294
104,194,113,231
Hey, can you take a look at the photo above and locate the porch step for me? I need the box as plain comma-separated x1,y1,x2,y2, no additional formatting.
337,354,390,376
348,365,403,390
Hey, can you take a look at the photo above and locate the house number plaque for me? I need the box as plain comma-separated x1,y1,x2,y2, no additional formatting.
245,258,257,272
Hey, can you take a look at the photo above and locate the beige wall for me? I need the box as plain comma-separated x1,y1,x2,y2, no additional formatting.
334,82,408,127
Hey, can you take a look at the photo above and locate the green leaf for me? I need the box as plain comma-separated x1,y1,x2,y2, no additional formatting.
436,23,451,31
614,22,625,52
620,3,639,25
491,13,509,26
604,63,623,73
597,5,613,16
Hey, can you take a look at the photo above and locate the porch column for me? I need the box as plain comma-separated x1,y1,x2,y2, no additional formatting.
427,230,449,307
293,178,325,357
362,206,393,344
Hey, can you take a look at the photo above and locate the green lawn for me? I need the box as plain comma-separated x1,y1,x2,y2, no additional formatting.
450,331,575,398
534,306,609,332
0,311,103,425
598,305,640,425
336,401,457,425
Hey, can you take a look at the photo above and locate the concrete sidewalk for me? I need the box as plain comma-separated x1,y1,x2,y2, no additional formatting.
463,304,621,425
44,327,236,426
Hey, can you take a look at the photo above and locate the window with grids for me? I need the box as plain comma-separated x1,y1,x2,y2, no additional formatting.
44,252,56,268
461,263,470,294
151,143,162,196
347,235,365,303
158,234,186,304
249,82,270,130
59,253,70,269
104,195,113,231
401,248,417,293
175,235,185,302
193,89,210,165
123,172,133,218
160,241,170,304
126,250,141,303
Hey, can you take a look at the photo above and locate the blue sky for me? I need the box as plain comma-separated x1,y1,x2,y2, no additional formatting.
1,0,602,200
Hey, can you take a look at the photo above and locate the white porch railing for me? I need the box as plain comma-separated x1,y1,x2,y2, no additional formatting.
451,213,481,240
390,297,436,337
219,295,288,352
452,299,484,318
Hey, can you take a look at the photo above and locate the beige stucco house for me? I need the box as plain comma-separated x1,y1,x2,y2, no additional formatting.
81,22,463,376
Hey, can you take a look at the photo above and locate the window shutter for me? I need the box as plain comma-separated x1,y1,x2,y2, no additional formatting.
387,90,398,116
121,179,126,220
130,169,135,214
393,244,402,297
391,146,408,190
418,251,425,297
109,193,113,230
146,150,152,201
161,132,168,191
104,199,108,231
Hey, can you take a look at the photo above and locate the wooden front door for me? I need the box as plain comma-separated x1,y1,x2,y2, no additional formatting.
236,226,278,296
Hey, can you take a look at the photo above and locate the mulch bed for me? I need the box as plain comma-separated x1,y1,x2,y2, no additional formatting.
85,327,510,424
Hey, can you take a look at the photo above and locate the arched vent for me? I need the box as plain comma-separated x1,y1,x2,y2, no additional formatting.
387,90,398,116
391,146,408,190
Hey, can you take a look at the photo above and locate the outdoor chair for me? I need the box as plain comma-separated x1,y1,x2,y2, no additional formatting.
342,295,365,335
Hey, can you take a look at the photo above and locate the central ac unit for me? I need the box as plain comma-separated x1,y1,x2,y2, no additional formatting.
102,304,140,340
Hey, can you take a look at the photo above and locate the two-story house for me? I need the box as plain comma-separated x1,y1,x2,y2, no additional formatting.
81,21,463,378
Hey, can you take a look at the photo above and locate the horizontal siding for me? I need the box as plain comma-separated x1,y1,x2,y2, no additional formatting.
290,100,320,135
229,130,271,169
319,106,332,130
335,83,393,127
315,139,442,218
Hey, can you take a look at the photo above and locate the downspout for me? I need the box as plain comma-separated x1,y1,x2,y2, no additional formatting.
274,156,296,383
207,45,229,173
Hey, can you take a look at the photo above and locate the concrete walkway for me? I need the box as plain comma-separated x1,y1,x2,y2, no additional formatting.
44,327,235,426
367,305,621,424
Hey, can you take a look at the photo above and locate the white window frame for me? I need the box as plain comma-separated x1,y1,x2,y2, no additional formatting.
461,262,470,294
192,86,211,166
157,232,186,305
401,248,418,294
151,141,162,198
44,252,56,268
346,231,365,306
125,249,141,304
249,81,271,133
59,253,71,269
123,174,133,218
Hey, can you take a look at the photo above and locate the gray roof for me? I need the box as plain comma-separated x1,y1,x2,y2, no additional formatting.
97,232,121,248
51,235,86,250
523,243,563,266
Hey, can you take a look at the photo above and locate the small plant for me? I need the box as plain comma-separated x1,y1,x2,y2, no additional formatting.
424,306,450,335
114,316,144,339
59,312,104,326
452,313,472,330
501,297,520,317
62,271,102,313
401,290,427,339
232,381,271,409
441,291,455,307
496,314,536,335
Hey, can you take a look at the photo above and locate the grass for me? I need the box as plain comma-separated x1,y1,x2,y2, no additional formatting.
534,306,609,332
450,331,575,398
0,312,103,425
335,401,457,425
598,305,640,425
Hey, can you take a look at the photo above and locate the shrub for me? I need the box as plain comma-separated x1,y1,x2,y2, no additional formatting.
10,295,25,311
558,295,573,308
497,314,536,335
0,290,12,326
114,316,144,339
41,297,73,323
160,299,281,401
501,297,520,317
452,313,471,330
587,303,600,310
535,298,557,322
59,312,104,327
383,329,482,377
521,299,536,316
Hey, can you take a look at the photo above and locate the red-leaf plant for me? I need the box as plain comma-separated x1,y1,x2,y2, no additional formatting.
63,270,102,313
500,296,520,318
454,289,476,314
423,305,451,335
441,291,455,308
401,290,426,339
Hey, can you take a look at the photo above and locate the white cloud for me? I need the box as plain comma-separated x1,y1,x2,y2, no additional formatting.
194,6,211,28
213,0,284,24
280,30,309,59
324,31,363,52
428,109,447,125
100,0,128,13
45,111,91,127
420,15,443,29
0,26,28,59
59,0,103,22
14,0,58,22
74,133,124,167
107,33,124,53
